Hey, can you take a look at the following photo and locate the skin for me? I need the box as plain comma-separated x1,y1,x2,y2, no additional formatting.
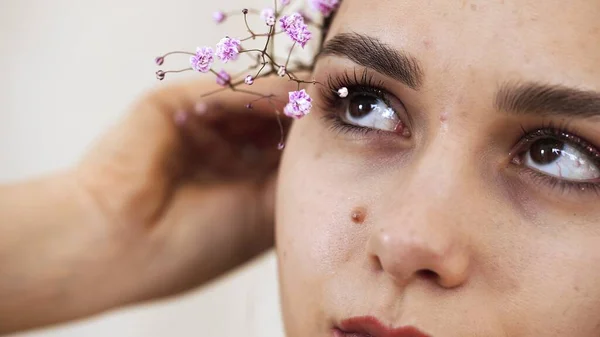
2,1,600,336
0,77,292,334
276,1,600,336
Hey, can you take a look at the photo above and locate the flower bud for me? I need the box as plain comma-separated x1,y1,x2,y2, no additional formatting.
278,66,287,77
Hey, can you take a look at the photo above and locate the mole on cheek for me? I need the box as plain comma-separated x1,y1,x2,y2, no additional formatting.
350,207,367,224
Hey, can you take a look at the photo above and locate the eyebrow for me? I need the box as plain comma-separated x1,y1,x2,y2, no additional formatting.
496,82,600,119
319,32,424,90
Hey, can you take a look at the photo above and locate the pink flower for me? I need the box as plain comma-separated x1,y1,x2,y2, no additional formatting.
215,36,242,63
281,0,290,5
284,89,312,119
261,8,276,26
279,13,312,48
245,75,254,85
308,0,340,17
216,70,231,87
190,47,214,73
213,11,226,23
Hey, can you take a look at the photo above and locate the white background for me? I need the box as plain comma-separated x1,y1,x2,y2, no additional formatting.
0,0,293,335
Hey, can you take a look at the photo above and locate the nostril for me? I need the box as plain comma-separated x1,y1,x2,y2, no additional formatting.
416,269,439,281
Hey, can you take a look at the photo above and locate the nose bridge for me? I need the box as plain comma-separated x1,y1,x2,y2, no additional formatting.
367,138,473,288
407,136,467,203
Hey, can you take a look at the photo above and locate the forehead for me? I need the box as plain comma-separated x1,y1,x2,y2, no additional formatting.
328,0,600,89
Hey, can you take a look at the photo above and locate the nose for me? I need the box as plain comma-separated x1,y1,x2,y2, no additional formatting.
366,157,472,289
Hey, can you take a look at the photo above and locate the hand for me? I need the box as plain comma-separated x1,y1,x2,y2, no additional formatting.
76,76,293,302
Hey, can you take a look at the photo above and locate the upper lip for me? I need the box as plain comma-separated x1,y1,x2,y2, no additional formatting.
337,316,432,337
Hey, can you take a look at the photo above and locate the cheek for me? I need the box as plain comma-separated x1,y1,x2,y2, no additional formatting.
510,229,600,335
275,120,368,334
276,122,369,277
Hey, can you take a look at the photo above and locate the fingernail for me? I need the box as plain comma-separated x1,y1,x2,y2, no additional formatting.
194,102,208,115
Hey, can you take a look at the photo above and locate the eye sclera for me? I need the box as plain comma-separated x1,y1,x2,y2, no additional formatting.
317,68,414,136
340,90,412,137
510,128,600,185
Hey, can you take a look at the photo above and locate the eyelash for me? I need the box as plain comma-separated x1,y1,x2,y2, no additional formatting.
512,122,600,195
319,69,398,137
317,70,600,197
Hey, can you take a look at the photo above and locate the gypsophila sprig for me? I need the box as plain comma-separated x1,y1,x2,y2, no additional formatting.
216,37,242,63
154,0,343,149
284,89,312,119
190,47,214,73
279,13,312,48
261,8,276,26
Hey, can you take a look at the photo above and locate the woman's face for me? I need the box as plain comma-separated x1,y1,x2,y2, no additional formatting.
275,0,600,336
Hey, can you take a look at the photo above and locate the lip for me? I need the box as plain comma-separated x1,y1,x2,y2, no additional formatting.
334,316,432,337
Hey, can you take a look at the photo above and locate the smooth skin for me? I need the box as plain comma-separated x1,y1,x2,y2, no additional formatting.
276,0,600,336
0,77,293,334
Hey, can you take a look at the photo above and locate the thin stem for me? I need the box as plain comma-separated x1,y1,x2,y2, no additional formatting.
240,49,280,66
243,12,256,36
263,26,274,54
254,62,268,78
199,70,282,100
161,51,196,57
269,30,276,71
239,31,283,42
225,9,259,16
284,42,296,69
266,100,287,150
291,79,317,86
164,67,193,74
259,26,275,74
277,110,285,149
200,86,229,98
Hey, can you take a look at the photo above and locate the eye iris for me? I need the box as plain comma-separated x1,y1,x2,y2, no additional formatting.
530,138,565,165
349,94,378,118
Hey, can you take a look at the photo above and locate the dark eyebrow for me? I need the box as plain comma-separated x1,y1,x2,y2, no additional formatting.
496,82,600,119
319,32,424,90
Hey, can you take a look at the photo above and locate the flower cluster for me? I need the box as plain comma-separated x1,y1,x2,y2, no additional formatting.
216,36,241,63
154,0,343,149
279,13,312,48
190,47,214,73
261,8,276,26
284,89,312,119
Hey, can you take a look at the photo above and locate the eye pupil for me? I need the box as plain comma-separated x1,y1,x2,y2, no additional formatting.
349,94,378,118
530,138,564,164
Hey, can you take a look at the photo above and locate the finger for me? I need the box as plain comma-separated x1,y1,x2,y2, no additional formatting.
180,109,283,180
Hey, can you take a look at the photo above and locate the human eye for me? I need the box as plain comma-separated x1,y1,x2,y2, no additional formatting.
512,127,600,194
318,69,411,138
